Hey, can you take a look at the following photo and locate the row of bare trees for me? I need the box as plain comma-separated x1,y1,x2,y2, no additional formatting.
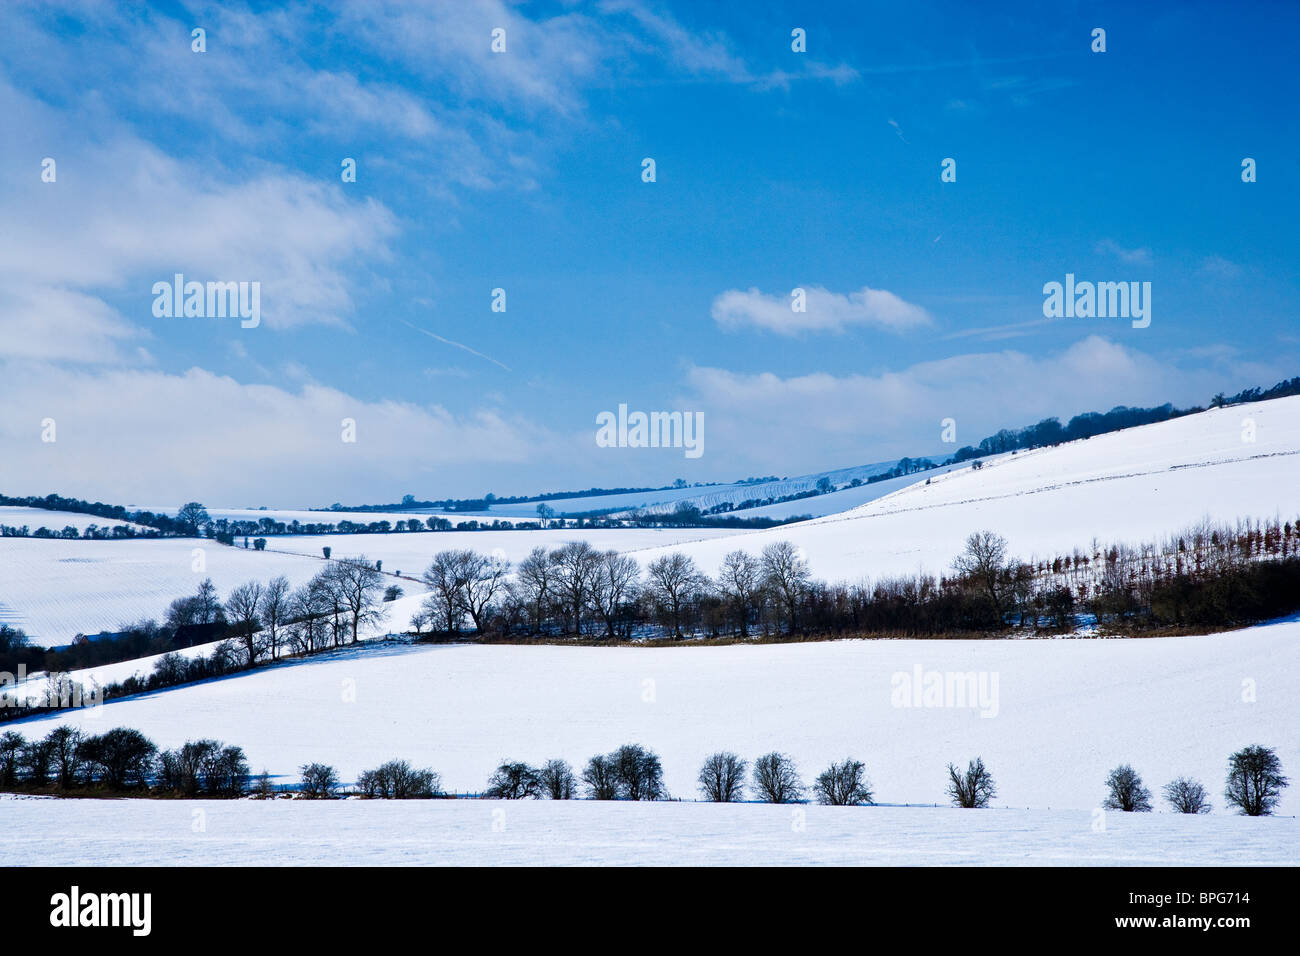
412,540,814,640
173,557,390,667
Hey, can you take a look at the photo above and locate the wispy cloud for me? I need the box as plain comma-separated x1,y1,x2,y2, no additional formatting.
1095,239,1154,266
713,285,932,336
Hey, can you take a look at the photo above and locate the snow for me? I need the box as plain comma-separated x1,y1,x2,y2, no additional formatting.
141,506,457,526
7,398,1295,643
5,639,228,705
453,460,901,519
633,397,1300,582
4,798,1294,865
263,527,742,575
0,537,329,641
0,506,149,533
10,619,1299,818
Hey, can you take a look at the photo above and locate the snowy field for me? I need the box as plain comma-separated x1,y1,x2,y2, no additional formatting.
11,619,1298,817
0,506,149,533
5,798,1294,866
0,537,330,641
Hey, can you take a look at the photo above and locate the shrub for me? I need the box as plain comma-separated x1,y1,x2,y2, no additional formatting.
1162,776,1211,814
1102,764,1152,812
582,745,665,800
0,730,23,788
813,759,873,806
752,752,804,804
537,759,577,799
947,757,997,808
698,752,747,802
1225,745,1289,816
356,759,441,799
484,761,541,799
299,762,339,799
581,753,619,800
77,727,157,790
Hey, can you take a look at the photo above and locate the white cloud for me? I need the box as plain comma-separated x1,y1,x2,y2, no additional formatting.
1095,239,1153,265
0,80,397,354
0,362,548,504
679,336,1281,471
712,285,933,336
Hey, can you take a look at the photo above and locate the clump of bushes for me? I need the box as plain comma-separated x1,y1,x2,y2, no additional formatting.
582,744,665,801
299,762,340,799
355,759,442,799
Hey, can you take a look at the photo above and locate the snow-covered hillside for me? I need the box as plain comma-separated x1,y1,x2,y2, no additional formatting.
0,506,151,534
3,396,1297,642
632,397,1300,583
0,538,331,641
13,618,1299,816
459,460,901,519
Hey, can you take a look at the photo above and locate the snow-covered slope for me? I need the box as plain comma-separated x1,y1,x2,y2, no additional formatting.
0,506,151,533
634,397,1300,582
0,538,331,641
12,618,1299,815
464,460,901,519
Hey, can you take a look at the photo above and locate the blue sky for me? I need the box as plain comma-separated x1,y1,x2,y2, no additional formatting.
1,0,1296,506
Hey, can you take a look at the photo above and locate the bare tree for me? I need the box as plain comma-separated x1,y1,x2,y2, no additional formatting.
760,541,810,633
813,759,873,806
484,761,541,799
355,759,442,799
287,578,328,654
645,552,706,639
299,763,339,798
45,726,83,790
698,751,747,802
195,577,223,625
1103,764,1153,812
1225,745,1289,816
333,556,387,643
752,752,804,804
460,550,510,633
947,757,997,808
581,753,619,800
591,551,641,639
717,550,762,637
952,531,1012,623
610,744,666,800
176,502,210,535
259,575,291,660
0,731,24,788
514,547,555,634
1163,776,1211,814
422,550,468,635
551,541,601,635
225,580,264,666
537,759,577,799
